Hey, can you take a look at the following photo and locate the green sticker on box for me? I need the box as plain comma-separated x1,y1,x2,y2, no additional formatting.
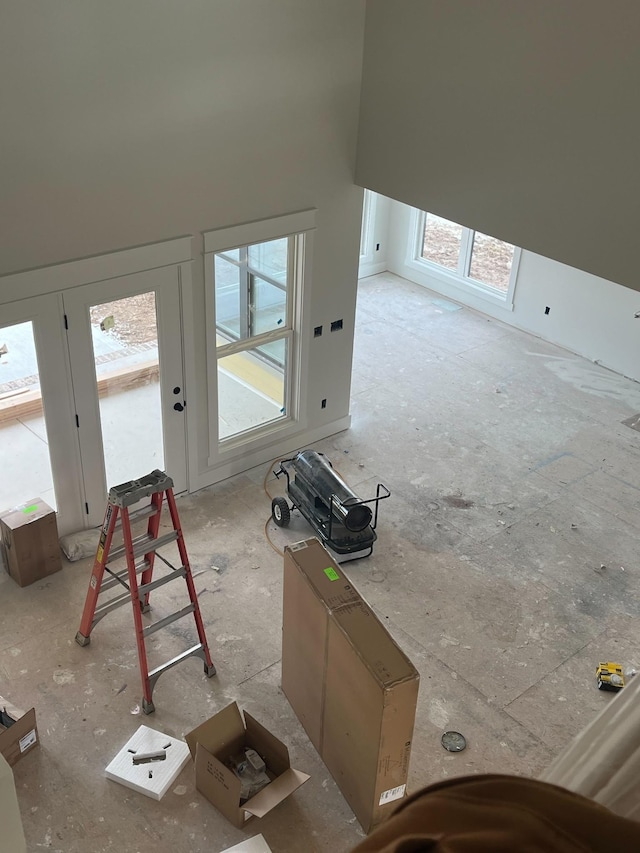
21,504,39,514
324,567,340,581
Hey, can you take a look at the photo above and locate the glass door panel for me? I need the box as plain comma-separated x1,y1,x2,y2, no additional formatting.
0,320,56,510
89,292,164,488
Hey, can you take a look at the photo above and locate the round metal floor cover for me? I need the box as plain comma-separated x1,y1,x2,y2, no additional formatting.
441,731,467,752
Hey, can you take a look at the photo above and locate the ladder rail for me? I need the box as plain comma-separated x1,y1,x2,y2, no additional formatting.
120,503,155,709
166,488,215,671
76,502,119,642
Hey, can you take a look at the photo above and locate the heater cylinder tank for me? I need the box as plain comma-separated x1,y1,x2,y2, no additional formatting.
293,450,372,531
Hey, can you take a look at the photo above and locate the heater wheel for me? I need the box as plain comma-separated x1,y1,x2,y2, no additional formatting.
272,496,291,527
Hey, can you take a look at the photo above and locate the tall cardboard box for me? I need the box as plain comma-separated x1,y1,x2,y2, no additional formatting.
0,753,27,853
0,498,62,587
282,538,419,833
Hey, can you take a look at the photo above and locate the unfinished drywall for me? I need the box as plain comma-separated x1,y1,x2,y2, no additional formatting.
384,200,640,384
0,2,366,497
356,0,640,292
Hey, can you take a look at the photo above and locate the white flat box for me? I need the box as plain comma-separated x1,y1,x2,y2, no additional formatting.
105,725,190,801
222,835,273,852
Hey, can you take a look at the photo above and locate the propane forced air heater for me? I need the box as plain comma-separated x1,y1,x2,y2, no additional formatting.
271,450,390,559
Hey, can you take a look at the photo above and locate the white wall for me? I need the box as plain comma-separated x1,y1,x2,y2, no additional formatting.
359,191,391,278
384,200,640,383
0,2,367,490
356,0,640,292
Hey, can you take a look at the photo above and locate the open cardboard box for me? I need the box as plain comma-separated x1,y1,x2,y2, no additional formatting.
185,702,309,829
0,695,38,767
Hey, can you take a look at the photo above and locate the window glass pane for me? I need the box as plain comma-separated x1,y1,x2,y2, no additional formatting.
421,214,462,271
218,341,287,440
469,232,515,292
215,255,242,339
248,238,288,284
218,248,240,263
251,275,286,336
256,337,286,369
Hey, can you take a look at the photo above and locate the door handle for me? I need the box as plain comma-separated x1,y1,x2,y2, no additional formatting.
173,402,185,412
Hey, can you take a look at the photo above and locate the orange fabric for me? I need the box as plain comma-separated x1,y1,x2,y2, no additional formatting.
351,774,640,852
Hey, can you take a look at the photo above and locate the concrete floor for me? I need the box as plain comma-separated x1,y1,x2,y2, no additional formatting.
4,271,640,852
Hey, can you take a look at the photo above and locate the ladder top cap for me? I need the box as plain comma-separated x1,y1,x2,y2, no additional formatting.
109,470,174,507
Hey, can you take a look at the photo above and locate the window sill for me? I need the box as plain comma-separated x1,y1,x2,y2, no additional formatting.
406,258,515,312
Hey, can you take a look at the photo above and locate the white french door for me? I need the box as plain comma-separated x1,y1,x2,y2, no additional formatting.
63,266,187,527
0,294,85,535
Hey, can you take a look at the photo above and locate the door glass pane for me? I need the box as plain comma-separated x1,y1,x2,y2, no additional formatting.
421,213,463,271
0,321,56,510
251,275,286,336
248,238,288,284
469,232,515,292
214,254,242,340
218,341,287,440
89,293,164,488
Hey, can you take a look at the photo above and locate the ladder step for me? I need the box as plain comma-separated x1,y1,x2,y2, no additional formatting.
114,503,158,530
93,589,132,624
142,604,195,638
101,559,150,593
138,566,187,597
147,643,206,682
108,530,179,564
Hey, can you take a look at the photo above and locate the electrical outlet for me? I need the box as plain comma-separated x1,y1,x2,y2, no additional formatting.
545,306,550,315
314,325,323,337
331,319,343,332
321,399,327,409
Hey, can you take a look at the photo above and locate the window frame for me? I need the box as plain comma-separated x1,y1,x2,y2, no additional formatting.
203,210,315,464
409,209,521,310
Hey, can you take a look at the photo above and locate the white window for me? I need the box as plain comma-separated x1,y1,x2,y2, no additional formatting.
413,211,521,306
204,211,315,456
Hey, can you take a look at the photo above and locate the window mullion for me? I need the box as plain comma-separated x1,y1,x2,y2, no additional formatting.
239,247,250,339
460,228,474,277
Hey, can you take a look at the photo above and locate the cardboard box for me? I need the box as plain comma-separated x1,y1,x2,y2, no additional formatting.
282,538,419,833
185,702,309,829
0,498,62,587
0,696,38,767
0,753,27,853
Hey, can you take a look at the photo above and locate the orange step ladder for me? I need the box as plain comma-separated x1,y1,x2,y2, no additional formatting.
75,469,216,714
